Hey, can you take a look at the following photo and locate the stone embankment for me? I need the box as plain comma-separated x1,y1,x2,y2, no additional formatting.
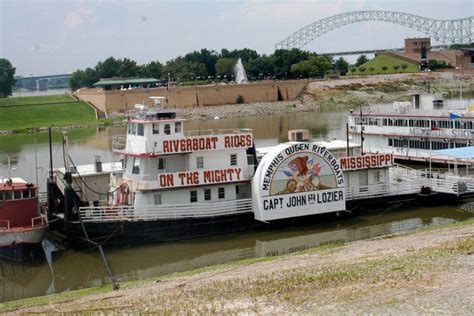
5,221,473,314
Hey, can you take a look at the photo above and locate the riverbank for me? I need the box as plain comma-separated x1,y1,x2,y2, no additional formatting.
3,220,473,314
2,71,472,135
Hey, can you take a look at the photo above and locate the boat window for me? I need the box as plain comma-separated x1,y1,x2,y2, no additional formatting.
235,185,240,195
5,191,12,200
132,158,140,174
22,189,30,199
13,190,21,200
247,154,255,166
157,158,165,172
0,192,4,200
30,188,36,198
218,187,225,199
175,122,182,133
153,123,160,134
154,193,162,205
204,189,211,201
190,190,197,203
373,170,381,183
230,154,237,166
164,124,171,135
137,123,144,136
196,156,204,169
358,171,368,192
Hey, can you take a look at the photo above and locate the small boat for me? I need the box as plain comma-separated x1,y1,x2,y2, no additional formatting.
0,178,48,262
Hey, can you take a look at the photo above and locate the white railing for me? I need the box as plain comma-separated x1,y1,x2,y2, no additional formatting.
31,216,47,228
390,164,474,196
183,128,252,137
345,181,421,201
112,135,127,151
79,198,253,222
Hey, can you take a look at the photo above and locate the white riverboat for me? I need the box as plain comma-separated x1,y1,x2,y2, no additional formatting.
348,93,474,165
47,97,474,247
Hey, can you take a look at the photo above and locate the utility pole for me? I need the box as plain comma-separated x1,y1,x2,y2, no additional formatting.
360,105,364,155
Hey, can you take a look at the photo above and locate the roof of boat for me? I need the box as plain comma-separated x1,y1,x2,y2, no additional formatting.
256,140,360,156
434,146,474,160
0,178,37,190
55,162,123,176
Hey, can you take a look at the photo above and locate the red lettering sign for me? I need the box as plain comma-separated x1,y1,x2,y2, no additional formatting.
162,134,252,153
339,154,393,171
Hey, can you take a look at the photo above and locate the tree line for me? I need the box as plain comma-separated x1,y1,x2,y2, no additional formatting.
69,48,351,90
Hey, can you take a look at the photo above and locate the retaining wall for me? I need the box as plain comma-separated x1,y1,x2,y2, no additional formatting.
74,80,308,114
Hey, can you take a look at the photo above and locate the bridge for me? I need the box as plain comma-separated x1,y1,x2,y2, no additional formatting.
275,11,473,51
15,73,71,91
324,45,450,57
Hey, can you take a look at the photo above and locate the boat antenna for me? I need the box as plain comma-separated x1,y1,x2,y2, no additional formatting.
48,127,54,182
34,138,39,185
360,104,364,155
7,154,11,180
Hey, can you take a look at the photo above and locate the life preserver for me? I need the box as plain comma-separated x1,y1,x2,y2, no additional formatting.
115,184,130,205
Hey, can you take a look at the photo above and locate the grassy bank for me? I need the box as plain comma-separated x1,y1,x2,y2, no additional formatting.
2,219,473,314
350,55,418,75
0,95,98,132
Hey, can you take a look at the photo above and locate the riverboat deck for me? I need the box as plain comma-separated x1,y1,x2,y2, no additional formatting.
77,164,474,223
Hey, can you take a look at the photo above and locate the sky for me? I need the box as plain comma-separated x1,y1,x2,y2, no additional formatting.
0,0,472,76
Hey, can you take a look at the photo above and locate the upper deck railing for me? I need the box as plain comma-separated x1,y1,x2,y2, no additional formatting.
350,99,474,117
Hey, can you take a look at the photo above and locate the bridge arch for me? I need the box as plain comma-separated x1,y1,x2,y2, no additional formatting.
275,11,473,50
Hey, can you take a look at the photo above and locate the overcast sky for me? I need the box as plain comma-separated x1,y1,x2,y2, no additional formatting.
1,0,472,76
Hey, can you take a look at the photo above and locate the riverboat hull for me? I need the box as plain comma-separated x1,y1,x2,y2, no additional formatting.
0,225,48,262
52,212,258,247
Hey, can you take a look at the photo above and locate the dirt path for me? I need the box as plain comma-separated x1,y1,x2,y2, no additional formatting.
8,222,473,315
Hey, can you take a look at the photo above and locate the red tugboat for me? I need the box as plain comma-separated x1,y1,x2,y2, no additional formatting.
0,178,48,262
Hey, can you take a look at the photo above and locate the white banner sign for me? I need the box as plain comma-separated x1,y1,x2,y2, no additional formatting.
253,143,345,221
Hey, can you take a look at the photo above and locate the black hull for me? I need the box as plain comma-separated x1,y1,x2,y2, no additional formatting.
53,212,260,247
0,243,45,263
50,193,457,248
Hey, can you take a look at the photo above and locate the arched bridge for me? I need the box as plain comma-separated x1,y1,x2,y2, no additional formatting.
275,11,473,50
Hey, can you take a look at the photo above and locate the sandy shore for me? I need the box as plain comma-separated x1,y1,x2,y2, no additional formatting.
5,221,473,314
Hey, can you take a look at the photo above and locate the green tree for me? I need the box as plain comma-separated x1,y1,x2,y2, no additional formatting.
359,66,366,73
0,58,16,98
333,57,349,76
272,49,315,79
246,55,274,79
220,48,259,63
401,63,408,71
215,58,236,79
382,66,388,72
369,67,375,73
139,60,163,79
117,58,140,77
355,55,369,67
95,57,120,78
393,65,400,72
290,55,332,78
184,49,219,77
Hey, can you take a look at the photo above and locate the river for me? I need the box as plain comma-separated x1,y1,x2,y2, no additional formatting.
0,110,473,303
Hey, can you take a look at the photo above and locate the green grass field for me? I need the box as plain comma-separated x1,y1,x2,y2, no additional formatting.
0,94,74,107
349,55,419,75
0,95,97,131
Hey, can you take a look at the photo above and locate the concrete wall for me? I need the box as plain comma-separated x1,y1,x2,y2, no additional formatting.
74,80,308,114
